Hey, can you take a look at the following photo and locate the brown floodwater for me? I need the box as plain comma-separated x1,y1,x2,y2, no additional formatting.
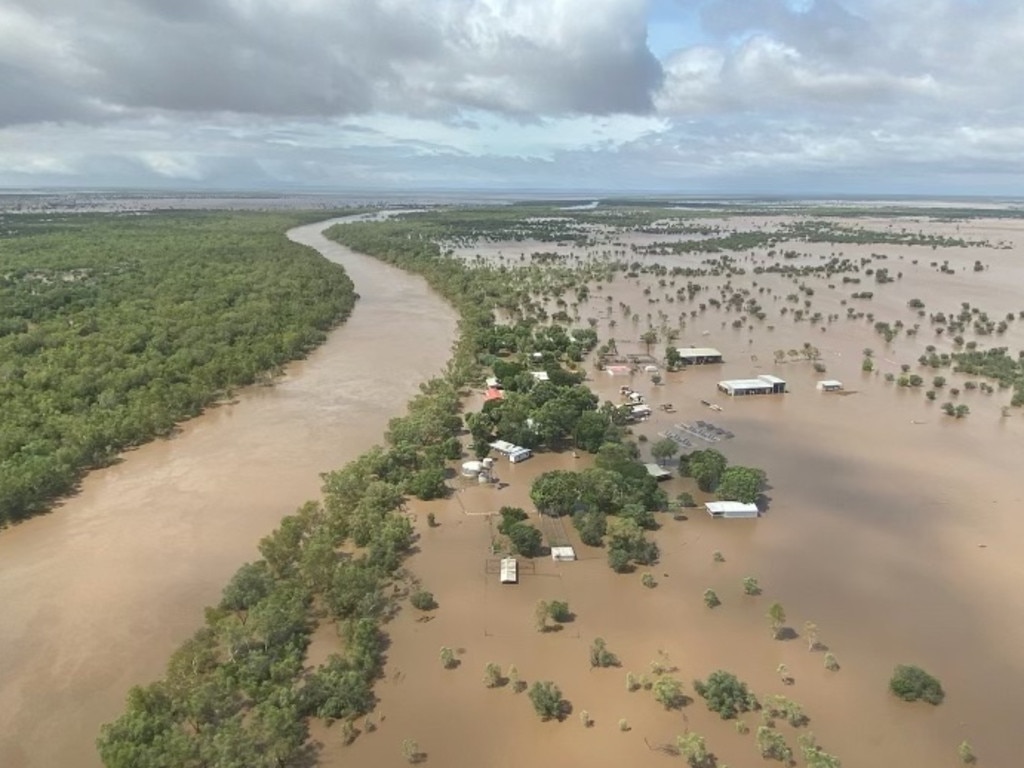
324,216,1024,768
0,218,458,767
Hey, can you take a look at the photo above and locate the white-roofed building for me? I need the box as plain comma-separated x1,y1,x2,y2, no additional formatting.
676,347,724,364
718,374,786,396
705,501,760,519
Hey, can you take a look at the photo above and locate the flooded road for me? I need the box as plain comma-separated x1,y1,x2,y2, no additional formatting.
0,218,458,767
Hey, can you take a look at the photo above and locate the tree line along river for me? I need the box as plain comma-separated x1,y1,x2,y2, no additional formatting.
0,216,458,767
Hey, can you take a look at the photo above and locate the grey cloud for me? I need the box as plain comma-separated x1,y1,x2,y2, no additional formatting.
0,0,662,127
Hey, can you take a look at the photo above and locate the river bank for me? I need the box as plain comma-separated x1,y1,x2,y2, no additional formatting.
0,217,458,767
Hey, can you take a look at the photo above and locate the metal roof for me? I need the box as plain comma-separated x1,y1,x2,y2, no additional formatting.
676,347,722,357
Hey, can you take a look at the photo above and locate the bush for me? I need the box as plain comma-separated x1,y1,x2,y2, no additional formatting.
528,681,564,720
694,670,755,719
652,676,685,709
547,600,572,623
497,506,528,535
889,665,944,704
410,590,437,611
589,637,618,668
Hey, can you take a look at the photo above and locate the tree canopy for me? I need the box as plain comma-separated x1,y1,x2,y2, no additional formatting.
0,211,357,527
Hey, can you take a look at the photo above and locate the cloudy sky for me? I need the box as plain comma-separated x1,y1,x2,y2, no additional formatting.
2,0,1022,195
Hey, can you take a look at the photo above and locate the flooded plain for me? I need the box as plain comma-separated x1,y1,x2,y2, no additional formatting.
0,219,458,767
2,208,1022,768
329,214,1024,768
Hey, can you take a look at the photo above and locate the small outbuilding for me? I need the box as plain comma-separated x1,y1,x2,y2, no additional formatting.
645,463,672,481
500,557,518,584
676,346,724,365
816,379,844,392
605,365,632,376
489,440,533,463
550,546,577,562
705,501,760,519
530,371,550,382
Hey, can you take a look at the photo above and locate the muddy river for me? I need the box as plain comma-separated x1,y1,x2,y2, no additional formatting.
0,218,458,767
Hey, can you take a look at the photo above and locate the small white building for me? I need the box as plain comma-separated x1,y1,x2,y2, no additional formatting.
676,347,724,365
718,374,786,396
530,371,550,382
485,376,502,389
500,557,518,584
550,546,576,562
489,440,533,463
816,379,844,392
705,501,760,519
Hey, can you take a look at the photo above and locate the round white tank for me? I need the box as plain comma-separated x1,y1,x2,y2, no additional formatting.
482,457,495,469
461,460,483,477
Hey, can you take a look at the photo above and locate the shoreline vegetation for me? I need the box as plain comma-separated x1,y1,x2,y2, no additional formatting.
97,202,1023,766
0,210,359,528
97,213,497,765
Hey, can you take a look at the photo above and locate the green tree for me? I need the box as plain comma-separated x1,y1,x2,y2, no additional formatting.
507,522,543,557
410,590,436,611
528,681,564,721
680,449,727,492
703,589,721,608
640,329,658,355
798,734,843,768
547,600,572,623
676,732,712,768
742,576,761,596
572,508,607,546
889,665,944,704
652,676,685,709
497,505,529,535
716,466,765,503
693,670,755,719
219,562,276,624
483,662,502,688
756,726,793,762
650,438,679,467
440,647,457,669
589,637,618,668
530,470,580,516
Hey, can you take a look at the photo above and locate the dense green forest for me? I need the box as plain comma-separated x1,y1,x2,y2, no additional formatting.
0,211,357,527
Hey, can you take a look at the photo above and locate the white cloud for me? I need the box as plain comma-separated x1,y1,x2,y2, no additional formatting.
2,0,1024,194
